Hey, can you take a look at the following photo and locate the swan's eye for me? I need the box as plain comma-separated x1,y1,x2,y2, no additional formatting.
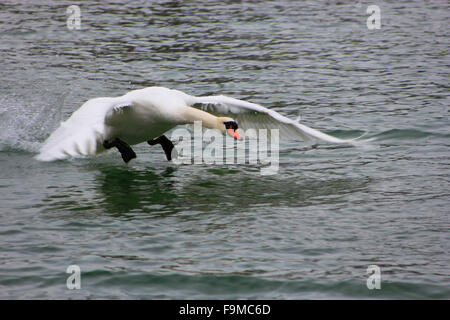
223,121,238,131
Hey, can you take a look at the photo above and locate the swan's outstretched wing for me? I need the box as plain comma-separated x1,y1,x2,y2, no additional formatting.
36,97,132,161
189,94,353,144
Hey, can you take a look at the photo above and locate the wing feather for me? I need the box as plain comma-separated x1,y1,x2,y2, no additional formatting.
36,97,132,161
190,95,353,144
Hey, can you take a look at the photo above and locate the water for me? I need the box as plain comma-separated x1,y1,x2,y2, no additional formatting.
0,0,449,299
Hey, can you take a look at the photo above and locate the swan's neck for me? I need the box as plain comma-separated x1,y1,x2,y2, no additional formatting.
182,107,221,131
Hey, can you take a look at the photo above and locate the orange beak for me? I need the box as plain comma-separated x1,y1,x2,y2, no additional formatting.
228,127,241,140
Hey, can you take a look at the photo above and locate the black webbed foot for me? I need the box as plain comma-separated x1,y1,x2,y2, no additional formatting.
147,135,174,161
103,138,137,163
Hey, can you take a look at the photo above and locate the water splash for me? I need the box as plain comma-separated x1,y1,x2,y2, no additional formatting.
0,85,69,153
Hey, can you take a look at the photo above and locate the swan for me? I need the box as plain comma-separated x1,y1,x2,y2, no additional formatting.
36,86,355,163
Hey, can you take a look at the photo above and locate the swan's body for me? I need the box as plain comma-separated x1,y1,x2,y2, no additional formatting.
36,86,355,162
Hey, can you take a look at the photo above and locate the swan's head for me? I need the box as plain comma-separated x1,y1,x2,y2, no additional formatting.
217,117,241,140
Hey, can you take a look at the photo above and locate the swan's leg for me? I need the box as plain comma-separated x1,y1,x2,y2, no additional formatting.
147,135,174,161
103,138,137,163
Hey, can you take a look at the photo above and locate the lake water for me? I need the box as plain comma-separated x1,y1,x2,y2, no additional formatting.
0,0,449,299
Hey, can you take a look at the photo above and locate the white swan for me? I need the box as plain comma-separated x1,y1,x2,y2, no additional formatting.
36,86,354,163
